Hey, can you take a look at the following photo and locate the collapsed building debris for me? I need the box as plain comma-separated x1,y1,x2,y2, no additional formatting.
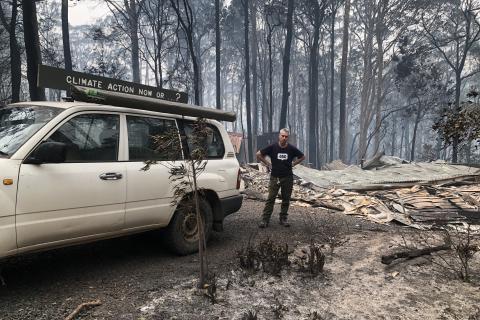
294,156,479,191
241,156,480,229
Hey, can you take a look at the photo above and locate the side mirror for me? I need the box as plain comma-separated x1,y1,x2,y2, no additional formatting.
24,142,67,164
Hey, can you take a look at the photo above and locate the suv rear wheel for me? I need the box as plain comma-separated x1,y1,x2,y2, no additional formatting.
165,197,213,255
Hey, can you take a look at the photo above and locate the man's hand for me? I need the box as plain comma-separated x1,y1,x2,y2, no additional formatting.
256,150,271,171
262,161,272,171
261,161,272,173
265,162,272,172
293,155,306,167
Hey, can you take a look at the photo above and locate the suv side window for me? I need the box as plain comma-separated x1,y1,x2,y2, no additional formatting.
126,115,181,161
47,113,120,162
183,121,225,159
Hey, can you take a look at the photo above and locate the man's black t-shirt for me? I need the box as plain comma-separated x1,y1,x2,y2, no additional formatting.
260,143,304,177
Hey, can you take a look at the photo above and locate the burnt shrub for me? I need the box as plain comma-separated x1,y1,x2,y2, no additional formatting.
237,237,290,276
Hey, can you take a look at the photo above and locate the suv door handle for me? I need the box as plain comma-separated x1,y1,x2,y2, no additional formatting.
99,172,123,180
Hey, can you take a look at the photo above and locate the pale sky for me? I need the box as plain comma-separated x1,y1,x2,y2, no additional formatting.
68,0,232,26
69,0,110,26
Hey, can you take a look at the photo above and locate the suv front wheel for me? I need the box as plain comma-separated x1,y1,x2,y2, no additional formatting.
165,197,213,255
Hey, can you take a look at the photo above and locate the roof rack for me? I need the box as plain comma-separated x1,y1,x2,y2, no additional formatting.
70,85,237,122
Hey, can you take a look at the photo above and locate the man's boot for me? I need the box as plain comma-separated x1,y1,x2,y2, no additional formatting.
259,219,269,228
279,217,290,227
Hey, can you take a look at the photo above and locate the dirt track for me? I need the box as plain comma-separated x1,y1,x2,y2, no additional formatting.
0,199,479,320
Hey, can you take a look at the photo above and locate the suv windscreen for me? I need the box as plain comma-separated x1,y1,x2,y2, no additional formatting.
0,105,63,157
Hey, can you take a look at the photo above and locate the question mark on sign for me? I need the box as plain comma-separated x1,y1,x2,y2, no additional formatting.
176,93,181,101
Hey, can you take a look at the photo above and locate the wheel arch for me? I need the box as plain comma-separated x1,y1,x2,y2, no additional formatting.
172,189,223,231
201,189,222,223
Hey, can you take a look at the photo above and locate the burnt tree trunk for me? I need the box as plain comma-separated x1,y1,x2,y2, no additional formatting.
215,0,221,109
278,0,294,130
128,0,141,83
410,105,423,161
308,0,323,168
0,0,21,102
62,0,72,95
329,6,336,162
338,0,350,163
22,0,45,101
267,24,273,133
250,0,259,152
170,0,201,105
243,0,253,162
381,244,450,265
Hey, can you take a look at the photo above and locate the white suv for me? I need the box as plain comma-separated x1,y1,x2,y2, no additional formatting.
0,99,242,258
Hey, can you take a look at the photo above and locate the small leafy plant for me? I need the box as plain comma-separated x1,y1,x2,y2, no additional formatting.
143,118,212,287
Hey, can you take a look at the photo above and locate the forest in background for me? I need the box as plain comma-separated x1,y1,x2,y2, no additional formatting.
1,0,480,167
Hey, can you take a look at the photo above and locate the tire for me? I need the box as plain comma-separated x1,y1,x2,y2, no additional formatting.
165,197,213,255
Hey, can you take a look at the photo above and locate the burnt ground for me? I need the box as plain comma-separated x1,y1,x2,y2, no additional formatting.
0,199,479,320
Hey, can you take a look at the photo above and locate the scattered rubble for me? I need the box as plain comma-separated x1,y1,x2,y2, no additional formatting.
241,156,480,229
321,159,349,171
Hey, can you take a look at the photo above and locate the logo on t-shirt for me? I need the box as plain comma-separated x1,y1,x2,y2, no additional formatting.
277,153,288,160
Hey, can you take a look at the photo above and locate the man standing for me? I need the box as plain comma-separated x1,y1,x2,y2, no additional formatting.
256,128,305,228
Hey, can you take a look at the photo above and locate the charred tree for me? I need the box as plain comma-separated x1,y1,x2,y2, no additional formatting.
329,3,338,162
170,0,201,105
338,0,350,163
266,15,275,133
250,0,259,150
106,0,143,83
308,0,325,168
215,0,221,109
278,0,294,130
243,0,253,162
0,0,21,102
22,0,45,101
61,0,72,95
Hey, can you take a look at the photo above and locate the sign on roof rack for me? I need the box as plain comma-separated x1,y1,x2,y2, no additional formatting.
37,65,188,103
70,86,237,122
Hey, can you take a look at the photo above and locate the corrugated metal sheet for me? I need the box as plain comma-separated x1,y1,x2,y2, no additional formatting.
293,160,480,190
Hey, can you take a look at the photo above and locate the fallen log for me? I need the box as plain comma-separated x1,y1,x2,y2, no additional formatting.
381,244,451,265
65,300,102,320
362,151,385,170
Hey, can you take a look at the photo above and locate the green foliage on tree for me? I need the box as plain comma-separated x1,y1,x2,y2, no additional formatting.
433,89,480,148
84,26,128,79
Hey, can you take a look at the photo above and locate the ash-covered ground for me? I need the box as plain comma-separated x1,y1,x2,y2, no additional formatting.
1,199,479,320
